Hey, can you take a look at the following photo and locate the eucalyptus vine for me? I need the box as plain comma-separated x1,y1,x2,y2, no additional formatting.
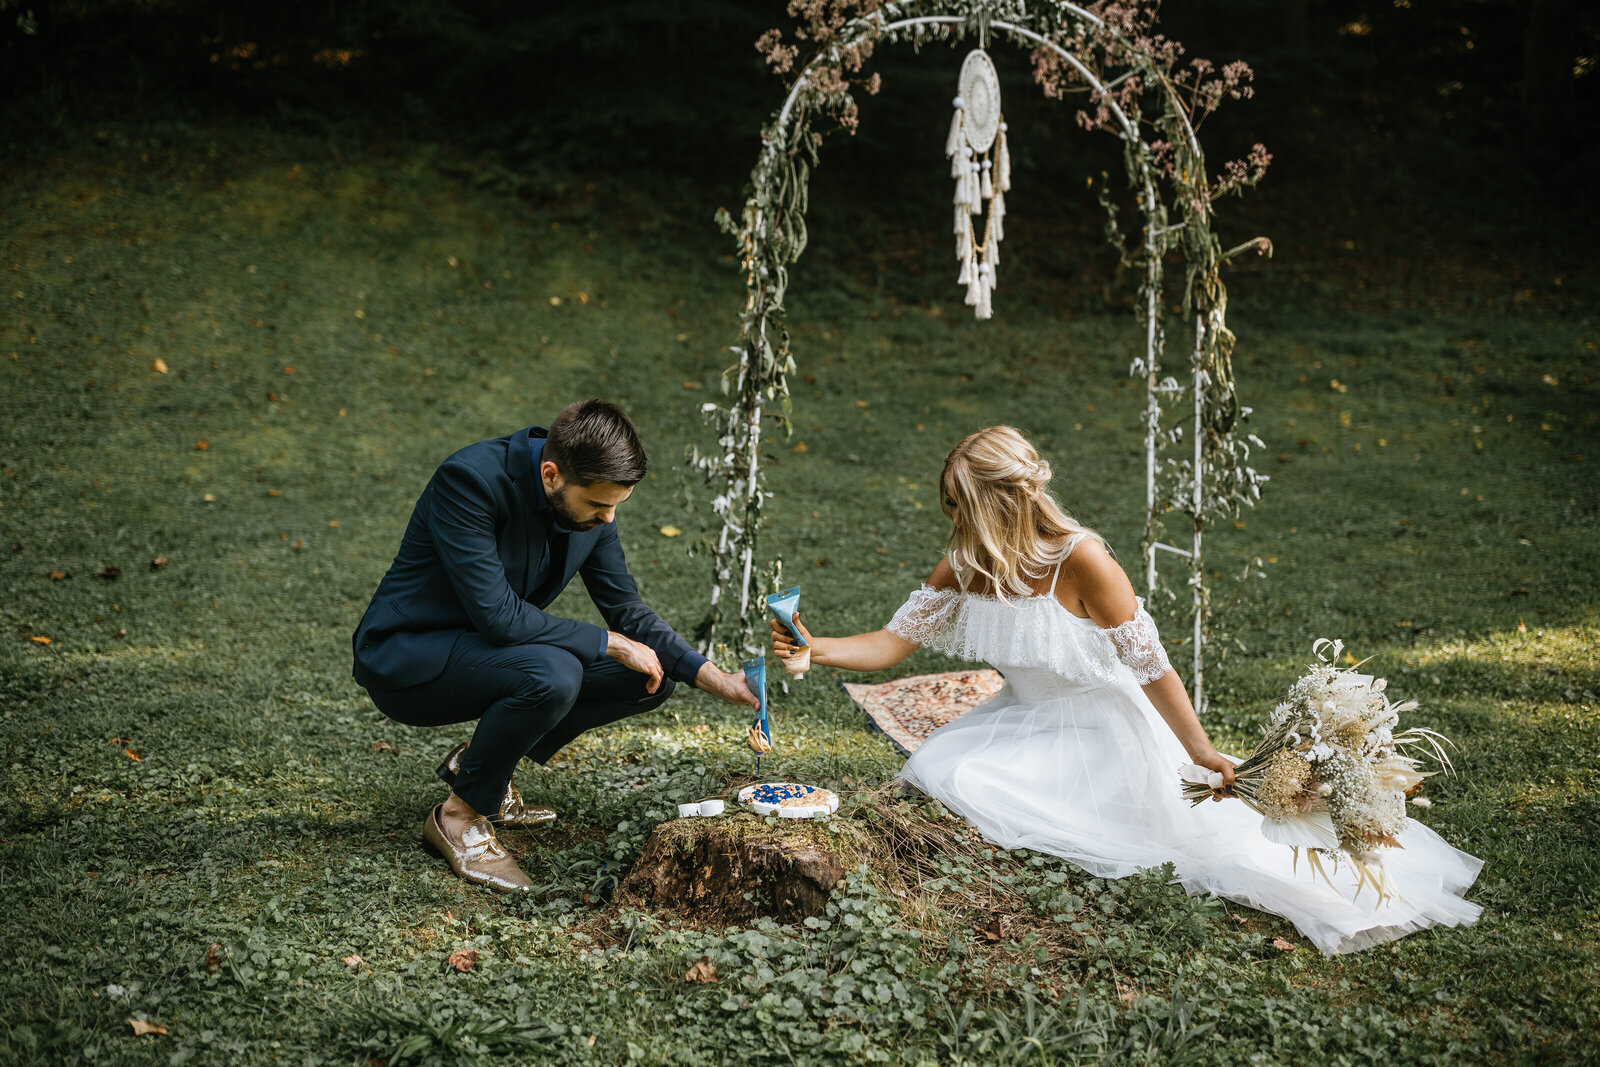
694,0,1271,702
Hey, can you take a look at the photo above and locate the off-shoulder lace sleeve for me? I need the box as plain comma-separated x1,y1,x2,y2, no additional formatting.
1102,606,1172,685
886,585,961,646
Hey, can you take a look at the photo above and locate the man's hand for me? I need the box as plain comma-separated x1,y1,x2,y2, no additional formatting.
606,632,663,693
695,660,761,708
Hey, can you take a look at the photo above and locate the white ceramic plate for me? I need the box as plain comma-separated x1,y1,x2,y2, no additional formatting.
738,782,840,819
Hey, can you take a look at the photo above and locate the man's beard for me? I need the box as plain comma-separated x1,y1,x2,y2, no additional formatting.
549,486,602,531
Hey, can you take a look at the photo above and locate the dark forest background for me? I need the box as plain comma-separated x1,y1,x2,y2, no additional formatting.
3,0,1597,297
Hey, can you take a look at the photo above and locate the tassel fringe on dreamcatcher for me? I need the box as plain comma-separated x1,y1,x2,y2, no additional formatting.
945,49,1010,320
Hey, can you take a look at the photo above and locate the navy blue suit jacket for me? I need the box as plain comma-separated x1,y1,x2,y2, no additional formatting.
352,426,705,691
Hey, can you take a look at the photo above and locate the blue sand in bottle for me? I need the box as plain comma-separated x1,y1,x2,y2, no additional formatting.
766,586,808,647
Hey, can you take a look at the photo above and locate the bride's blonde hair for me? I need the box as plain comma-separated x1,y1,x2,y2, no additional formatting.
939,425,1108,601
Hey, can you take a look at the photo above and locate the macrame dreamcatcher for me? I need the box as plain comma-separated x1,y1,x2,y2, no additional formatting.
945,49,1010,320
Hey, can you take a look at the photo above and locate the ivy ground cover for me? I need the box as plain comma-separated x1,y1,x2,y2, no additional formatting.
1,123,1597,1065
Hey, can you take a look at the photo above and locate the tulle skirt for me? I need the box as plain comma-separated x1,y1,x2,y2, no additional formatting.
898,673,1483,955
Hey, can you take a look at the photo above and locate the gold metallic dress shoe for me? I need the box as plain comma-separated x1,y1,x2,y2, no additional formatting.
421,804,533,893
436,741,558,828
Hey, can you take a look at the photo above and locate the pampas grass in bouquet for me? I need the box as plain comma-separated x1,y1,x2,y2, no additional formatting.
1179,639,1456,903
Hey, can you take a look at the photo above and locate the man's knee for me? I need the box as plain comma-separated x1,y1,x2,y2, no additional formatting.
509,652,584,713
642,675,677,710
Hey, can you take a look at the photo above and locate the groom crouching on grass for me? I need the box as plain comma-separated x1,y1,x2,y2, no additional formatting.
352,399,758,891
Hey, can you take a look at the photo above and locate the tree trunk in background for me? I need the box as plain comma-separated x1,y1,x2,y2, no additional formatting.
1522,0,1577,116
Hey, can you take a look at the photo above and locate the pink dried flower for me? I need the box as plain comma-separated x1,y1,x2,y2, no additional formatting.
1213,143,1273,198
1222,60,1255,100
839,38,875,74
1031,47,1077,100
756,29,798,74
1148,139,1176,177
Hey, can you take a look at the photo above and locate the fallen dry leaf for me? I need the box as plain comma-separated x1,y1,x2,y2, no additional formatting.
97,566,122,580
691,724,710,734
341,954,363,968
977,916,1004,943
193,440,209,451
370,741,397,754
1116,983,1138,1004
151,359,169,374
150,557,168,570
658,526,682,538
685,957,719,984
29,635,51,645
1271,937,1297,952
205,942,224,975
1517,619,1527,633
128,1019,167,1036
125,747,142,762
447,949,477,973
792,441,807,453
266,489,283,497
49,570,69,580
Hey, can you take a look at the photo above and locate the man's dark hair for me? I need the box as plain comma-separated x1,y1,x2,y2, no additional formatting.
544,399,648,486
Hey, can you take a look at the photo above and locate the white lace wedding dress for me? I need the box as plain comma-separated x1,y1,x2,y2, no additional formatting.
889,546,1483,955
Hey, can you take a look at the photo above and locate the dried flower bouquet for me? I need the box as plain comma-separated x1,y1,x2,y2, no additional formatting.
1180,639,1455,904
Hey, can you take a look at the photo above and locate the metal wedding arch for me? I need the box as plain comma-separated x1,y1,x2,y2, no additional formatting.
691,0,1269,712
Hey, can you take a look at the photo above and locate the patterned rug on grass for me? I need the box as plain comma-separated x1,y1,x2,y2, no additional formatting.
840,669,1005,757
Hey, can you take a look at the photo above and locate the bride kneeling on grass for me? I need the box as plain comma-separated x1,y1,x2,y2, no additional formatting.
770,425,1481,955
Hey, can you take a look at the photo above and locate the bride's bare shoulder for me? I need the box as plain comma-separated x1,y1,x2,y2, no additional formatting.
1062,534,1116,572
1057,536,1137,620
927,556,961,592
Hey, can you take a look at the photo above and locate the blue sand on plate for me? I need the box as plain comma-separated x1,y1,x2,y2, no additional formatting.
749,783,817,805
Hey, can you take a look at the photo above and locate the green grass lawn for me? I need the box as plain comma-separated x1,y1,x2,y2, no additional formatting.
2,122,1597,1065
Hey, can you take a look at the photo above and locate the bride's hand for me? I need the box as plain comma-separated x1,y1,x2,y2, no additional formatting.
1192,748,1237,801
769,611,815,669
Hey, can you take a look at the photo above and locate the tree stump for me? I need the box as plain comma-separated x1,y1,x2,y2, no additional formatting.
617,816,847,925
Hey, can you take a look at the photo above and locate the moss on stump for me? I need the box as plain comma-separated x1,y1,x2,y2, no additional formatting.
617,814,848,925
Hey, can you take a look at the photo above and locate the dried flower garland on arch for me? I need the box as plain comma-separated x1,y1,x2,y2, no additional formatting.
692,1,1272,703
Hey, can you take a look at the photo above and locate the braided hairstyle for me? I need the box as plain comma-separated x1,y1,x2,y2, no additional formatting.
939,425,1108,601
